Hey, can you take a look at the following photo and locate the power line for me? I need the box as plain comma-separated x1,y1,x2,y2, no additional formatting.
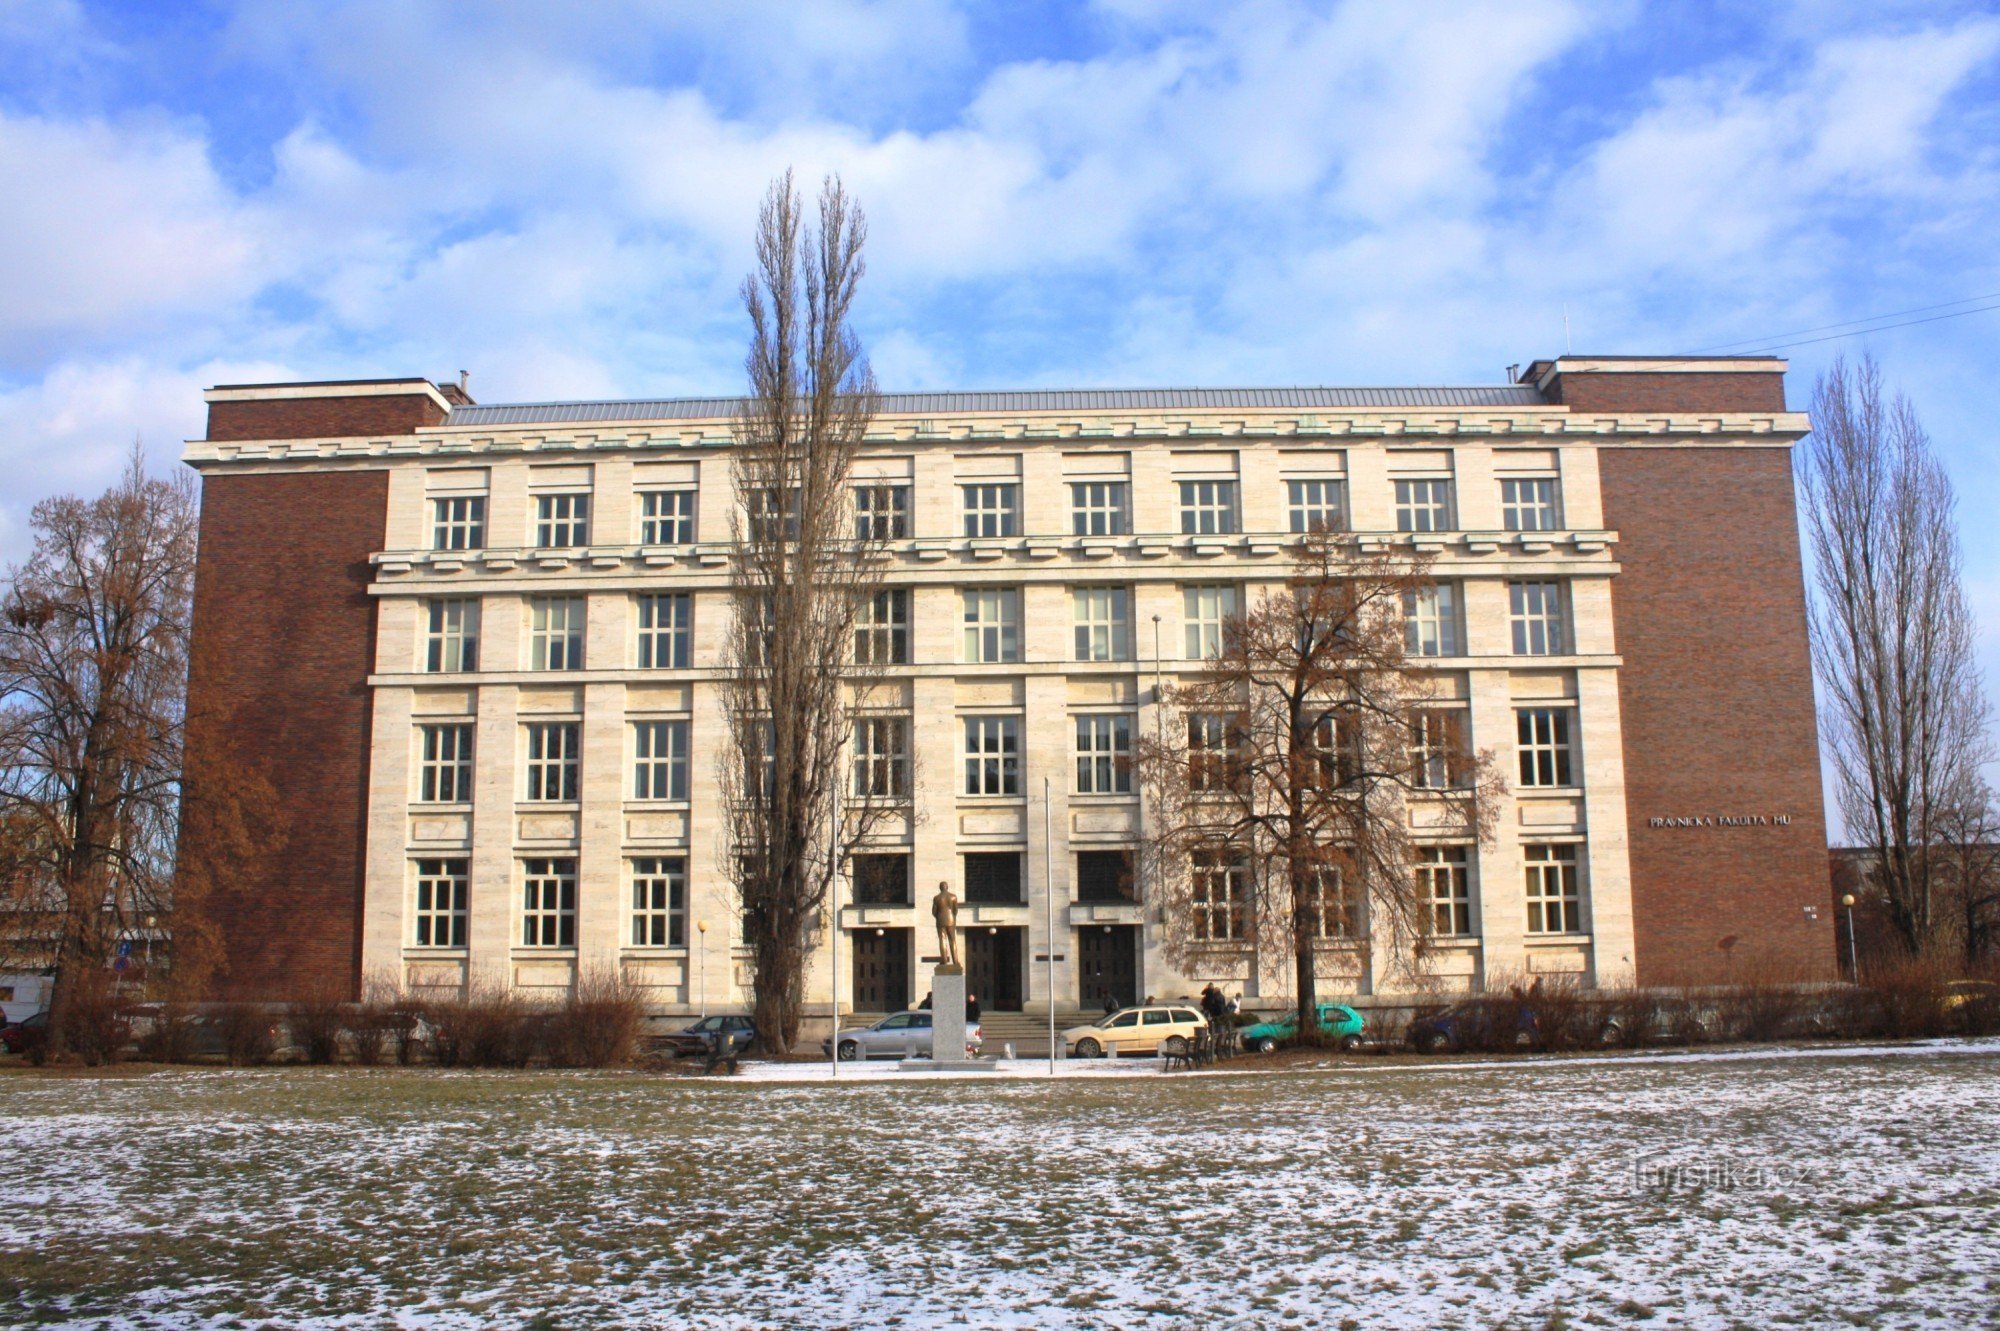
1695,291,2000,354
1738,301,2000,354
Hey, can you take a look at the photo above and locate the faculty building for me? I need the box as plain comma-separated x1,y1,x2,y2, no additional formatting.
181,355,1835,1021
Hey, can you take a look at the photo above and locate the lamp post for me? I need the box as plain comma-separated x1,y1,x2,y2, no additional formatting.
1841,893,1859,981
696,920,708,1019
1045,775,1056,1076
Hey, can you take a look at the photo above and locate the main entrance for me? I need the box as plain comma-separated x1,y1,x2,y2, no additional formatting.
1077,925,1139,1011
962,926,1025,1012
851,928,911,1013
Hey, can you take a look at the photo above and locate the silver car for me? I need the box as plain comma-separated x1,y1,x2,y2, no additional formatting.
823,1010,983,1061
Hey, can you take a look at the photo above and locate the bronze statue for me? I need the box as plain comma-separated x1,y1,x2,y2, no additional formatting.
931,880,961,968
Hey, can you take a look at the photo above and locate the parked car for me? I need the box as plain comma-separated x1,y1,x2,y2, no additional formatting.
1061,1004,1207,1058
822,1010,982,1061
1406,1002,1539,1054
1240,1003,1366,1054
0,1010,49,1055
655,1014,760,1058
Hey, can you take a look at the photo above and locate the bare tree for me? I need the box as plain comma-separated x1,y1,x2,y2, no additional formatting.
1932,774,2000,969
1134,533,1502,1041
1801,354,1991,957
718,172,905,1054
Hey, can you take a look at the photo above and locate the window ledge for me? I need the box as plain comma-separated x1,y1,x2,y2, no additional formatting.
622,946,690,958
402,947,468,957
509,948,579,958
1423,937,1483,949
1524,933,1593,946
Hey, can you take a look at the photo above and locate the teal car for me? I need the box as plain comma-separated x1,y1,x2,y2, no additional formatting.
1240,1003,1366,1053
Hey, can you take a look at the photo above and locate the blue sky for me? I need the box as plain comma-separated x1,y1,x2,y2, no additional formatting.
2,3,1998,628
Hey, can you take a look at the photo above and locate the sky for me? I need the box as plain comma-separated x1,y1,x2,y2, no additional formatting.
2,2,1998,660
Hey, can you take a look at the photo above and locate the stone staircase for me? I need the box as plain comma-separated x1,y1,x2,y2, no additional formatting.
976,1011,1084,1058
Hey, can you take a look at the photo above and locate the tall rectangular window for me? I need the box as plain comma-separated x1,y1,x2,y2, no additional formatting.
635,593,693,669
1410,710,1464,790
1524,843,1583,934
1070,481,1130,536
852,716,911,798
639,489,696,545
523,722,580,802
432,496,486,551
1191,847,1249,941
964,852,1024,905
1394,478,1453,533
1401,584,1458,657
1075,714,1133,795
1517,708,1574,787
1076,849,1137,903
1416,846,1472,936
529,596,585,670
1188,712,1245,794
632,720,689,801
962,483,1020,538
963,716,1021,796
1304,864,1355,939
1508,581,1566,656
1183,584,1238,659
412,857,468,947
536,492,589,548
425,599,480,673
630,856,688,947
1178,480,1239,535
961,589,1021,663
852,854,912,906
1501,478,1561,532
1286,479,1348,534
1072,587,1133,662
417,723,473,803
746,487,802,542
854,483,911,540
521,857,577,947
854,589,910,665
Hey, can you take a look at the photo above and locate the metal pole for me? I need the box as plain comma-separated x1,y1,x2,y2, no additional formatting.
697,920,708,1019
1843,895,1860,981
1046,775,1056,1076
829,774,843,1081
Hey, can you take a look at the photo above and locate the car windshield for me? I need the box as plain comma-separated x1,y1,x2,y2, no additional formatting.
688,1017,723,1032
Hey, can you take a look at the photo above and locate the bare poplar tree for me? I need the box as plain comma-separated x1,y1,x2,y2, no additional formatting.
1932,774,2000,968
1135,533,1502,1041
1801,354,1991,957
718,172,903,1054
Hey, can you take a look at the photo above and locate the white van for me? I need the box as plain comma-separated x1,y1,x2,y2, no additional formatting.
0,975,52,1026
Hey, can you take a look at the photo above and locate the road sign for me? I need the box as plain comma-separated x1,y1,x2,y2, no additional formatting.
116,940,133,959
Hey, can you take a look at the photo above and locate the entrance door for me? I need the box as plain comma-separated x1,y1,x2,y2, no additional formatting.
963,927,1025,1012
851,928,911,1013
1077,925,1139,1010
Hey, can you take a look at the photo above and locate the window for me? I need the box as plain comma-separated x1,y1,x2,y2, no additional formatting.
639,489,696,545
1501,477,1560,532
636,594,693,669
854,589,910,666
853,716,911,798
962,483,1020,538
746,487,802,542
432,496,486,551
424,599,480,673
1287,479,1348,534
1071,481,1130,536
1307,710,1358,786
1183,585,1238,659
852,854,911,906
1517,708,1574,787
412,858,468,947
417,723,473,803
854,483,911,540
1188,713,1245,794
536,492,589,548
963,716,1021,796
1072,587,1133,662
632,720,689,801
523,722,580,802
1508,581,1566,656
1191,848,1248,941
740,593,776,669
1303,864,1354,939
1524,844,1583,933
1394,478,1453,533
528,596,585,670
964,852,1023,905
630,856,688,947
1178,480,1239,535
1410,710,1464,790
961,589,1021,663
521,857,577,947
744,717,777,800
1075,714,1133,795
1076,850,1137,903
1401,584,1459,658
1416,846,1472,936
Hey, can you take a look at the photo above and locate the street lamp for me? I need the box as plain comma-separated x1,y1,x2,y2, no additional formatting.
1840,894,1859,980
695,920,708,1019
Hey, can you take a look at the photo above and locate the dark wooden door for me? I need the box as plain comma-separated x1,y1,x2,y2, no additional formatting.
851,928,911,1013
1077,925,1138,1010
963,927,1025,1012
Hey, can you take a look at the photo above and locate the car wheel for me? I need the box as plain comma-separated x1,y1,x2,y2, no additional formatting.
1421,1030,1451,1054
1074,1037,1103,1059
1253,1036,1278,1054
837,1040,860,1061
1598,1023,1625,1047
1339,1034,1363,1053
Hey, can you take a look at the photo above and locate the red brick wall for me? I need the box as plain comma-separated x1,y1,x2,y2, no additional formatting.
1547,372,1787,414
182,469,388,1000
1599,447,1835,983
207,392,447,442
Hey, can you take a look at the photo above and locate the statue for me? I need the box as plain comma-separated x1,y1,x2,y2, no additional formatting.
931,880,961,969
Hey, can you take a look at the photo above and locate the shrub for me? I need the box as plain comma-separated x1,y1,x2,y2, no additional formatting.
345,1006,393,1066
1866,954,1953,1039
428,983,539,1068
1524,975,1595,1052
217,1004,277,1066
546,970,646,1068
64,971,127,1067
287,987,348,1065
135,1002,201,1063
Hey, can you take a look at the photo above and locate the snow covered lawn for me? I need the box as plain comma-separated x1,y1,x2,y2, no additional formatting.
3,1041,1997,1328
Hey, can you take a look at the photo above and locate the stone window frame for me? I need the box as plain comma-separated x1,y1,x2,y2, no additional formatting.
1516,706,1576,788
631,718,690,802
853,482,911,541
961,482,1021,538
1072,585,1134,662
635,593,693,670
852,714,912,799
423,598,480,673
962,714,1022,797
527,595,586,671
1182,583,1238,660
534,491,590,549
638,487,697,545
1524,842,1585,935
961,587,1022,663
1500,476,1562,533
522,720,581,803
415,721,474,805
411,856,469,949
1189,845,1250,942
431,494,486,552
854,588,910,666
1401,582,1460,657
1177,479,1240,536
629,855,689,948
1415,844,1474,937
1393,477,1454,533
1508,580,1568,656
1074,712,1135,796
1286,478,1348,534
520,856,578,948
1070,480,1131,537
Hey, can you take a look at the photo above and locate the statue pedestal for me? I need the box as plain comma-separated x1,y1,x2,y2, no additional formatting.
902,964,997,1072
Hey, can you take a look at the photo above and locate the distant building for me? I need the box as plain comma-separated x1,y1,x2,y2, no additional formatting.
180,356,1833,1016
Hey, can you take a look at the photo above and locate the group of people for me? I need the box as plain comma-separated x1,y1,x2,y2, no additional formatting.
916,991,981,1023
1199,984,1239,1025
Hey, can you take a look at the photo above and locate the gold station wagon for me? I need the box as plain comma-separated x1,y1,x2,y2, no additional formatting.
1061,1005,1208,1058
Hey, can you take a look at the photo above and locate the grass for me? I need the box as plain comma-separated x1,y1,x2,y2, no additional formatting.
1,1045,1997,1328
